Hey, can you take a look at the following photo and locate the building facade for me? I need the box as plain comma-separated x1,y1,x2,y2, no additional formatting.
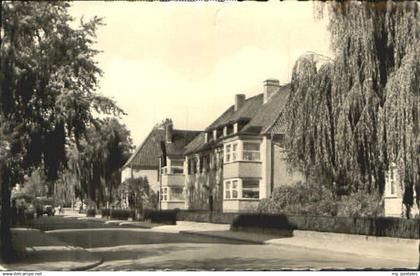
183,79,304,213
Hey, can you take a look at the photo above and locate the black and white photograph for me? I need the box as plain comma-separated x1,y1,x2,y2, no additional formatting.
0,0,419,273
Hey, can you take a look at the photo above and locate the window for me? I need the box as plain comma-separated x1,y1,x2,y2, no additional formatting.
170,187,184,201
243,142,260,161
224,140,261,163
225,144,231,162
224,178,260,200
242,179,260,199
224,180,240,199
161,187,168,201
232,180,239,198
232,143,238,161
225,181,231,199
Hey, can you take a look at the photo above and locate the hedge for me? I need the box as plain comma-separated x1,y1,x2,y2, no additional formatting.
101,208,111,218
177,211,420,239
86,209,96,217
110,209,135,220
287,215,420,239
231,213,296,235
143,209,177,225
177,210,239,224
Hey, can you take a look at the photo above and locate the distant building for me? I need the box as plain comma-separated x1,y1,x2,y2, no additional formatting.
158,120,200,210
121,119,200,209
121,126,165,193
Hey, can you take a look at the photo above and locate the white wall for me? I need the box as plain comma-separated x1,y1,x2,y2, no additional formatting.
121,167,160,193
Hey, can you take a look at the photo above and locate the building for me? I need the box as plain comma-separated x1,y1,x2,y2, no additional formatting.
158,121,200,210
121,125,165,193
183,79,303,213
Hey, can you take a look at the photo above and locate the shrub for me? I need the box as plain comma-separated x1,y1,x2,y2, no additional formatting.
143,209,177,225
86,209,96,217
101,208,111,218
257,182,337,216
110,209,134,220
257,181,385,217
287,215,419,239
231,213,296,235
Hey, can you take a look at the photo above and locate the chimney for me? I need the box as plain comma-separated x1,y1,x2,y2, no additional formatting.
235,94,246,111
263,79,280,104
165,121,173,144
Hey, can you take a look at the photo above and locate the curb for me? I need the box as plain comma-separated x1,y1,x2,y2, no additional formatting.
70,258,103,271
179,230,264,244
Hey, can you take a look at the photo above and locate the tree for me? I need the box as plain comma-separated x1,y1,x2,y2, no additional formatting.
285,1,419,215
0,2,123,261
67,118,133,207
117,177,157,214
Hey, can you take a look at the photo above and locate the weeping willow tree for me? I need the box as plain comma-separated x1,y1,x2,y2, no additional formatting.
286,1,419,216
67,118,133,208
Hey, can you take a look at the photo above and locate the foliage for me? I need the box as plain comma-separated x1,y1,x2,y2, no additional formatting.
143,209,177,225
67,118,133,206
21,169,47,198
0,2,123,259
257,182,382,217
116,177,157,213
287,215,420,239
110,209,135,220
284,1,419,213
231,213,296,234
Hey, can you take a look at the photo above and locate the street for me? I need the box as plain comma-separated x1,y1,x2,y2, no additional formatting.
13,214,416,270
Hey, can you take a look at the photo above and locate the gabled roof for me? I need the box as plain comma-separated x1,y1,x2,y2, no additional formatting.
163,129,201,157
123,126,201,170
185,83,291,155
123,127,165,169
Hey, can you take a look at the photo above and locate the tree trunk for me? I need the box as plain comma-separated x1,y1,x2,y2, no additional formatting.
0,159,13,262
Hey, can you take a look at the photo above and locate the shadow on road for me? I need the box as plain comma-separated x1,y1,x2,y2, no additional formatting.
48,229,248,248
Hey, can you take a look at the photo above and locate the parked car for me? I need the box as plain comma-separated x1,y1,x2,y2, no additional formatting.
34,197,56,217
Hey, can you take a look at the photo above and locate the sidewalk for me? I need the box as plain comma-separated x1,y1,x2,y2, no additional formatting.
1,228,102,271
165,221,419,268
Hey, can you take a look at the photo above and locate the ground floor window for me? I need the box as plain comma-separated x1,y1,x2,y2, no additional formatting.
223,178,260,200
161,186,184,201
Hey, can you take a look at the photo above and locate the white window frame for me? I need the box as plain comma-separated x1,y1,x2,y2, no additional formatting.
224,140,261,164
161,187,169,201
223,178,260,200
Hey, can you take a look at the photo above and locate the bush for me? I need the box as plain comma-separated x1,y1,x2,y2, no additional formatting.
101,208,111,218
143,209,177,225
231,213,296,235
86,209,96,217
287,215,419,239
110,209,134,220
257,181,384,217
257,182,337,216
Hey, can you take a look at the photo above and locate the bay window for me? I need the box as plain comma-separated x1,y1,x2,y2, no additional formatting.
224,140,261,163
242,179,260,199
161,186,184,201
224,178,260,200
243,142,260,161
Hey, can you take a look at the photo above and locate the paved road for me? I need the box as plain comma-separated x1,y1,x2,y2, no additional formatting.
26,215,415,270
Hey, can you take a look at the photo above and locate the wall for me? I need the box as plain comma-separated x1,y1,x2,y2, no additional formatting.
185,148,224,212
223,162,262,179
223,199,259,213
131,168,160,193
272,143,304,188
161,201,185,210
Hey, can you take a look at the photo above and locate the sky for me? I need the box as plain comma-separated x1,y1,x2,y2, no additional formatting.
69,1,331,148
